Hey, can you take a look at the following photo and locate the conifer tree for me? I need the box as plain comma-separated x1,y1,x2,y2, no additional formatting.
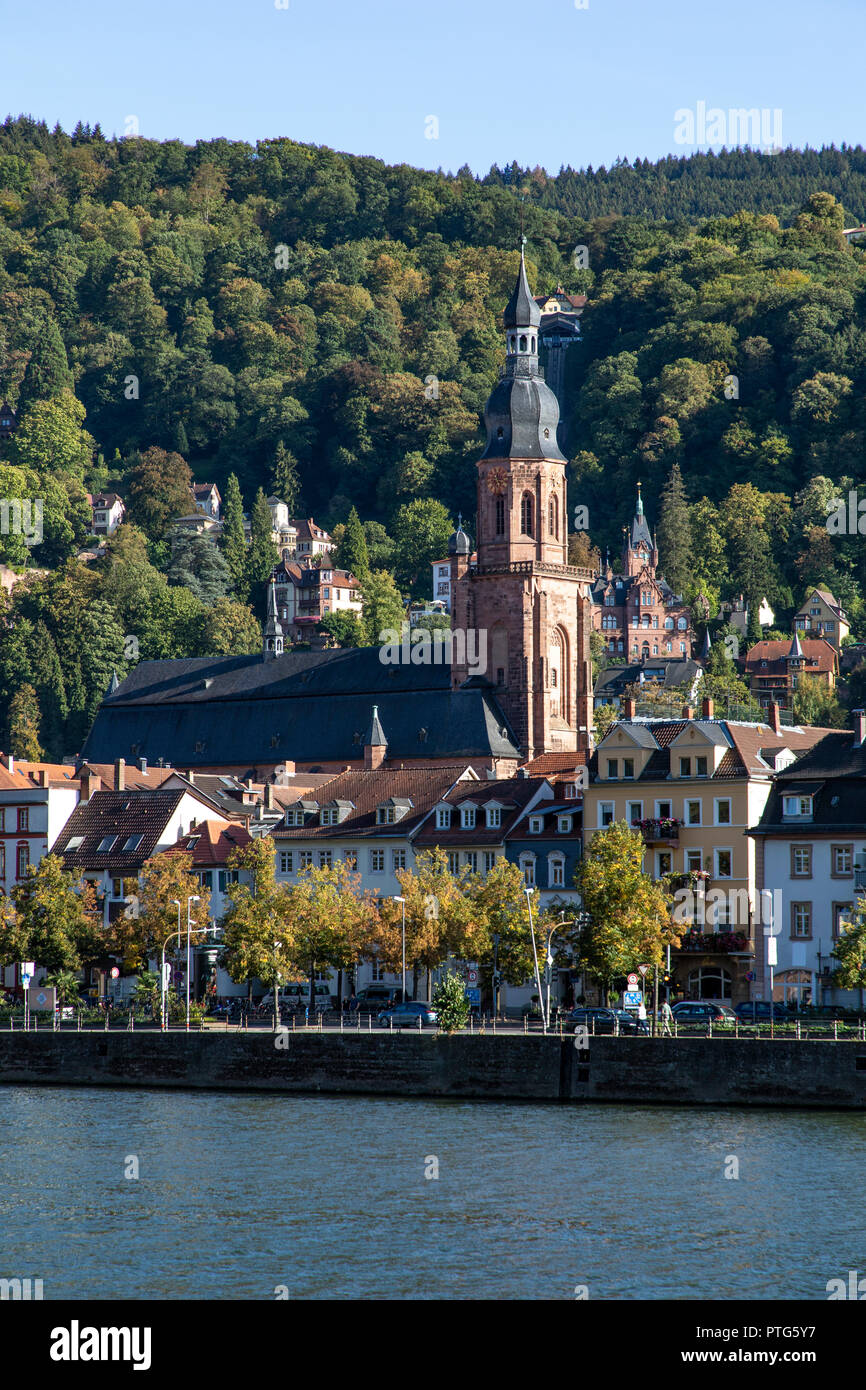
270,441,301,516
220,473,247,592
338,506,370,581
245,488,279,605
657,462,692,597
9,684,43,760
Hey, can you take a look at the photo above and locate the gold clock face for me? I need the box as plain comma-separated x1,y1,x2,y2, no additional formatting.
486,466,508,495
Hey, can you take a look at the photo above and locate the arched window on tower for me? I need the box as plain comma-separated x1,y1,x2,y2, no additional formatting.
549,493,559,538
495,495,505,535
520,492,534,537
519,335,527,352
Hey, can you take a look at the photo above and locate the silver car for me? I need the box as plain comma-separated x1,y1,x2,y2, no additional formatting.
378,1002,438,1029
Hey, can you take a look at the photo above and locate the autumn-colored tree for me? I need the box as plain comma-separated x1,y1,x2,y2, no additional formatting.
372,848,481,999
287,859,378,1011
8,854,102,974
8,683,43,760
576,821,676,1002
221,838,295,1007
831,899,866,1008
135,849,212,972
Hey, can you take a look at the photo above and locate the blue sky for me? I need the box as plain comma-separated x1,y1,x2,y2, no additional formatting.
5,0,864,173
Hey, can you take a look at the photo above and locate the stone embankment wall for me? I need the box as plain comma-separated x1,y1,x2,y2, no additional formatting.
2,1032,866,1107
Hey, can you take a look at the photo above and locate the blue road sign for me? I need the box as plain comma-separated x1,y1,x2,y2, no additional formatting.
624,990,642,1008
465,988,481,1004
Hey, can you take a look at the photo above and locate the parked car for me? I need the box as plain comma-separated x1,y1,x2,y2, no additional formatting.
566,1006,648,1036
378,1002,438,1029
733,1001,789,1023
671,1001,738,1026
357,986,405,1012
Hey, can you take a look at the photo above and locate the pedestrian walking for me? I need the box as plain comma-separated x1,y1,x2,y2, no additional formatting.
661,999,674,1037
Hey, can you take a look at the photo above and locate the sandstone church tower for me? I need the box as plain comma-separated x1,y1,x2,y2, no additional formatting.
450,241,595,760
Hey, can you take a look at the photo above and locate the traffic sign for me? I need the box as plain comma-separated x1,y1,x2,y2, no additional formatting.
638,964,649,977
28,986,56,1012
110,967,120,980
627,972,640,988
624,990,642,1008
467,968,478,984
465,988,481,1004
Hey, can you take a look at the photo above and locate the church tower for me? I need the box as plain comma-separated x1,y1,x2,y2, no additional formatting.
263,576,284,660
450,241,595,759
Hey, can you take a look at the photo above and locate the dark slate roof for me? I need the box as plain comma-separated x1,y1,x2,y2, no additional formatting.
80,647,520,767
504,245,542,329
54,789,188,870
479,371,565,463
272,766,472,840
750,733,866,834
594,659,701,698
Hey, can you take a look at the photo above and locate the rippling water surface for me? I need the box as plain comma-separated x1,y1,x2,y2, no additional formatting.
0,1087,861,1299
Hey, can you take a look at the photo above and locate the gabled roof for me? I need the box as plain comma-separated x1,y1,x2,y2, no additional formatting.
272,766,475,840
413,776,549,847
744,639,838,675
82,648,521,767
590,719,830,783
54,789,190,869
162,818,251,867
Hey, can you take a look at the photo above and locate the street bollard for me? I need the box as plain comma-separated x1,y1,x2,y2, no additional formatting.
834,1020,838,1041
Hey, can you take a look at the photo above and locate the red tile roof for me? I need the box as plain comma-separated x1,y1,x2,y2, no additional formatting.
744,639,838,675
161,819,251,866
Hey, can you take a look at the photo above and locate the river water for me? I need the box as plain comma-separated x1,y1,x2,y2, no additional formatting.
0,1086,860,1300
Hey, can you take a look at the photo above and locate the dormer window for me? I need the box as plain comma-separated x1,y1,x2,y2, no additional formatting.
321,808,338,825
783,795,813,819
436,806,451,829
377,806,397,825
695,756,708,777
607,759,618,779
486,806,502,829
558,816,572,833
679,758,691,777
563,783,576,799
460,806,476,829
529,816,543,834
623,758,634,780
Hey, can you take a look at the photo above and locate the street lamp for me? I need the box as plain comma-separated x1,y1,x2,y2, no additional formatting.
543,913,575,1030
524,885,545,1033
393,897,407,1002
186,895,200,1032
161,920,212,1030
491,932,501,1018
273,939,283,1032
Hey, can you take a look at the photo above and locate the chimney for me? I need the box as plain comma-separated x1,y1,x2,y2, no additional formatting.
114,757,125,791
80,767,102,801
6,754,13,774
769,701,782,736
853,709,866,748
622,697,636,719
265,783,275,811
187,769,195,784
682,704,694,720
283,760,295,776
139,757,148,774
701,697,714,720
36,769,47,787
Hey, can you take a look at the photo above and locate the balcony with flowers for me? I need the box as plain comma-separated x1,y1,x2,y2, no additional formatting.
639,816,681,846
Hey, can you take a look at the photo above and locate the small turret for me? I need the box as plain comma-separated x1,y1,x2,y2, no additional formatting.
263,575,284,661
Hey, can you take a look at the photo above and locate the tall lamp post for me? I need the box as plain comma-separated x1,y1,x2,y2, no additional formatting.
185,895,200,1032
543,914,575,1030
524,885,546,1033
161,922,212,1030
393,897,407,1002
169,899,182,1030
492,932,501,1018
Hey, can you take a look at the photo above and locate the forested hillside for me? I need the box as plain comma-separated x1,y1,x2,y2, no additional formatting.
1,114,866,758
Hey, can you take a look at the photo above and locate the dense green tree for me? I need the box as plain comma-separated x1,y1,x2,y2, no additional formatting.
390,498,452,595
220,472,247,591
245,488,279,602
656,462,692,596
360,569,405,645
167,533,232,605
335,505,369,581
270,441,301,515
8,683,43,759
124,447,193,540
